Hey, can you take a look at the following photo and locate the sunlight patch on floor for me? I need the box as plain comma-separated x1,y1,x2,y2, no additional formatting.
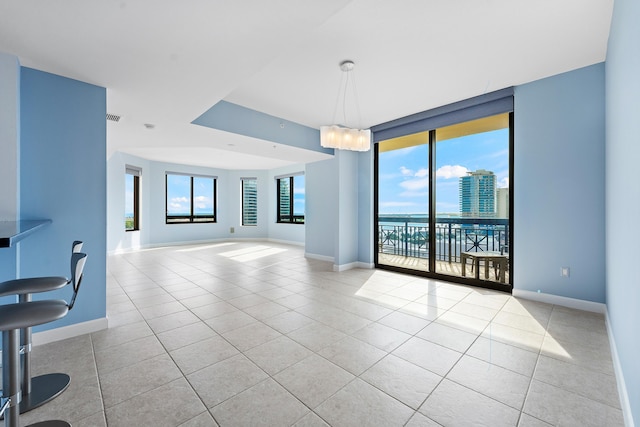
177,242,237,252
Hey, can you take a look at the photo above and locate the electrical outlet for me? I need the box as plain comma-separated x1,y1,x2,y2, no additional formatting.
230,227,235,234
561,267,570,278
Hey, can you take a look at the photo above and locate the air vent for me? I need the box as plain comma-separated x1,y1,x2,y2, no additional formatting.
106,113,121,122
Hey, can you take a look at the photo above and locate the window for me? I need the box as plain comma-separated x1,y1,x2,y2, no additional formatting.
276,174,304,223
166,173,216,223
242,178,258,226
125,166,140,231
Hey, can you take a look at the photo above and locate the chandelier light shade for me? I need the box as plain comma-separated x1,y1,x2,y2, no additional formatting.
320,60,371,152
320,125,371,152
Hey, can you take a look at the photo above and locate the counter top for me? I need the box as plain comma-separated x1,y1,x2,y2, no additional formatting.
0,220,52,248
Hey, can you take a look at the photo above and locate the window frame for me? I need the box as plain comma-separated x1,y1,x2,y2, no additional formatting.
125,166,141,232
165,172,217,224
241,177,258,226
276,174,304,224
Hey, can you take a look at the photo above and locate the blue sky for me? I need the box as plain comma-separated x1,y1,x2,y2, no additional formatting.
165,175,215,215
379,128,509,215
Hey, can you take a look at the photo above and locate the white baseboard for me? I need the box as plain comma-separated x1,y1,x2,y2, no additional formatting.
32,317,108,347
267,238,304,247
305,252,334,263
333,261,375,272
605,309,636,427
512,289,606,314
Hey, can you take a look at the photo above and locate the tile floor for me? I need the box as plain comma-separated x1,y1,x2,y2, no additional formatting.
18,242,624,426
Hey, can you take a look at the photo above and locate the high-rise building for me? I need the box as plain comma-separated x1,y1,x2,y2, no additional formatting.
497,187,509,218
459,169,496,217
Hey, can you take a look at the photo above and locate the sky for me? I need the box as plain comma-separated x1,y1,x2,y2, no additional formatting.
165,175,215,216
379,128,509,215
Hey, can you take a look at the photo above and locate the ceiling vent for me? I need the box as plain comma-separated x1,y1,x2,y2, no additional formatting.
106,113,121,122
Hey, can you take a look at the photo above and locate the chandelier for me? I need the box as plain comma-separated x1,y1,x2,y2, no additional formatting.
320,60,371,152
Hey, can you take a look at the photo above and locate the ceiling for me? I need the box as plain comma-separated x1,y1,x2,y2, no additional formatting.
0,0,613,170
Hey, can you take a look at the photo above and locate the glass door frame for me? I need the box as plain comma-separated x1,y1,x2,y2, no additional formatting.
373,113,514,293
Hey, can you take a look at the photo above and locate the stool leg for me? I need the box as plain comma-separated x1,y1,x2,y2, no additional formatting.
16,295,70,415
3,329,20,427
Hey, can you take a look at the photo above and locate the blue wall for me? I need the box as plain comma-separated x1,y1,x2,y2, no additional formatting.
20,67,107,330
606,0,640,423
513,63,606,303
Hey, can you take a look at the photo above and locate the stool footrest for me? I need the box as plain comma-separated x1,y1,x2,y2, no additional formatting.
19,373,70,414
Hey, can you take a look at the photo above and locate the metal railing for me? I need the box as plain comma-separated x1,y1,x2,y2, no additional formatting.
378,216,509,263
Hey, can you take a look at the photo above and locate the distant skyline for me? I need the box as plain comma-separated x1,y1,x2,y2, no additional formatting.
378,128,509,215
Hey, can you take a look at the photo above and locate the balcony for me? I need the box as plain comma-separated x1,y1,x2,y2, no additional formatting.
378,216,510,284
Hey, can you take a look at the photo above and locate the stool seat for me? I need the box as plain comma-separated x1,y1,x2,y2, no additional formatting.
0,300,68,332
0,278,69,298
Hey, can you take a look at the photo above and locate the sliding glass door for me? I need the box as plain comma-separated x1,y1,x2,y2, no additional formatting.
375,112,512,291
377,131,430,272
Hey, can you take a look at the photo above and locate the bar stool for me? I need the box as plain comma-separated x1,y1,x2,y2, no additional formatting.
0,252,87,427
0,241,82,415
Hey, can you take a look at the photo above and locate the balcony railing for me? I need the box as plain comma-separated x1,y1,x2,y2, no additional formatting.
378,216,509,263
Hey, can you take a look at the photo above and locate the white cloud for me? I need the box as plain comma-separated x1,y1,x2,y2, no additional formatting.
294,188,305,195
498,177,509,188
399,177,428,191
194,196,210,203
171,197,189,203
414,168,428,177
400,166,413,176
436,165,468,179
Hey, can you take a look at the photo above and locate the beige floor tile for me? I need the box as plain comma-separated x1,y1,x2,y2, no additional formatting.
100,353,183,408
191,301,238,321
146,310,202,334
204,310,257,334
399,301,446,321
94,335,166,375
242,300,290,320
157,321,219,351
187,354,268,408
350,321,412,352
447,355,531,409
287,322,347,352
393,336,462,376
262,309,315,334
420,379,520,427
435,311,489,335
416,321,479,353
293,412,330,426
221,321,282,351
449,301,500,321
274,354,354,408
318,336,387,375
378,311,431,334
211,379,309,426
244,335,313,375
466,336,539,377
405,412,442,427
138,300,187,320
493,310,548,335
361,354,442,409
533,355,620,408
170,335,239,374
540,334,615,375
178,411,219,427
517,413,552,427
105,377,207,427
523,380,624,427
315,378,414,427
481,322,545,352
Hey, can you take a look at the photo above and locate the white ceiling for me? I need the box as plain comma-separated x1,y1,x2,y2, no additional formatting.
0,0,613,170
